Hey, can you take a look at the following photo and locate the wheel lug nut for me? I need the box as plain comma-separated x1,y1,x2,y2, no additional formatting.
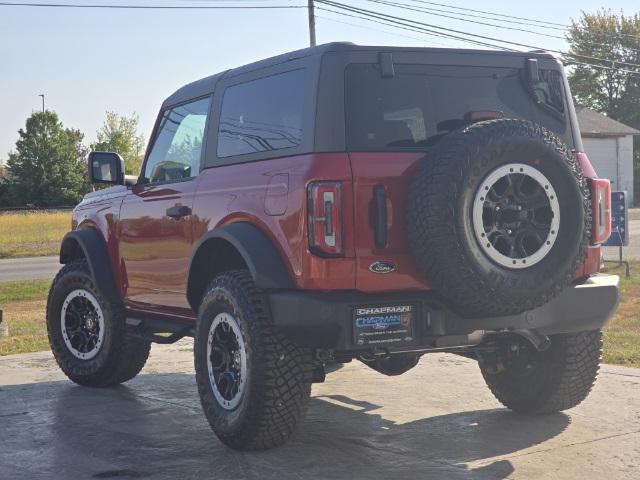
507,229,512,235
517,205,522,211
495,206,500,211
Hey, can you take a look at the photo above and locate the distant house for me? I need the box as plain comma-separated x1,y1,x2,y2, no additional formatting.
576,106,639,205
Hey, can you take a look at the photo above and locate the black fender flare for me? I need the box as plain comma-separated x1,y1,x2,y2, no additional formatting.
187,222,294,305
59,228,120,304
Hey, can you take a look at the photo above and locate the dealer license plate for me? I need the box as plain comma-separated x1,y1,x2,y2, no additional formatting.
353,304,416,346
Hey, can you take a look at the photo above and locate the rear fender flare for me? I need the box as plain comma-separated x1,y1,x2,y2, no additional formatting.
187,223,294,308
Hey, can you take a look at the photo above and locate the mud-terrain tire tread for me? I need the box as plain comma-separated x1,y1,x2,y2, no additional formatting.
194,270,313,451
408,119,591,316
481,330,602,413
46,258,151,387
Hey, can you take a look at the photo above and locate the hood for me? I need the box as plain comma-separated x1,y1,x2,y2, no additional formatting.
77,185,129,208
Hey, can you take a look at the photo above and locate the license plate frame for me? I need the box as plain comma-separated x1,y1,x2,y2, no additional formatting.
352,304,416,347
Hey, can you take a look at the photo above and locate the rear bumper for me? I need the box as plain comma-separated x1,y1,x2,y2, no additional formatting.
268,274,620,351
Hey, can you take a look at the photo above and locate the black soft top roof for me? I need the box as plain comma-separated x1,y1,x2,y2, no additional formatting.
162,42,558,107
161,42,351,107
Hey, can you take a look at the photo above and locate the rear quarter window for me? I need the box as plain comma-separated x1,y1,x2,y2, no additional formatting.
217,69,306,158
345,63,572,151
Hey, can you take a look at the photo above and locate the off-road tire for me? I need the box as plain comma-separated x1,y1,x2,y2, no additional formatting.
46,258,151,387
408,119,591,317
480,330,602,413
194,270,313,450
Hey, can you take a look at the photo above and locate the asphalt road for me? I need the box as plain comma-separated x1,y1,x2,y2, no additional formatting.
0,255,60,282
0,340,638,479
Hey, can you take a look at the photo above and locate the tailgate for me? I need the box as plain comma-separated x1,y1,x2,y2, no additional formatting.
349,152,432,292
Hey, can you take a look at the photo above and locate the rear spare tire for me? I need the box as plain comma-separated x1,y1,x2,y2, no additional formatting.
408,119,590,316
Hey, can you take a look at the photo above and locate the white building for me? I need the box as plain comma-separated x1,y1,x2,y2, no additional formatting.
576,106,639,205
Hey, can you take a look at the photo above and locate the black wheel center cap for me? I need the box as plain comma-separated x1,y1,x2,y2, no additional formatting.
498,205,528,225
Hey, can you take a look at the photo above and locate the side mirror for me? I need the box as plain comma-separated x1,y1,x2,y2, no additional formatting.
88,151,125,185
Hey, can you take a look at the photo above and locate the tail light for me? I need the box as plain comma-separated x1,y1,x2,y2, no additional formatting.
591,178,611,244
308,181,343,256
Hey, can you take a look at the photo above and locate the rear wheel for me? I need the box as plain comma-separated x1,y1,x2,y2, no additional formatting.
479,330,602,413
46,258,151,387
194,270,313,450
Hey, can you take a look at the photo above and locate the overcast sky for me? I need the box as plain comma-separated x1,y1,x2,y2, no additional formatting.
1,0,637,168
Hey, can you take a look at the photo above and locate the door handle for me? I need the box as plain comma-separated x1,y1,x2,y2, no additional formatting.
166,205,191,219
373,185,388,248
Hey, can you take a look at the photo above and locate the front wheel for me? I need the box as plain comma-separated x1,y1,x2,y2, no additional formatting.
479,330,602,413
194,270,313,450
46,258,151,387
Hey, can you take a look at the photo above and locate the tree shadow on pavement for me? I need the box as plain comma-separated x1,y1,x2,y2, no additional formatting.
0,373,570,480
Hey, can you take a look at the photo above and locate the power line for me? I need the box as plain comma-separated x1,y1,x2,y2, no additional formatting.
365,0,564,31
0,1,305,8
318,3,640,76
393,1,560,30
5,0,640,73
198,0,635,44
316,5,515,51
363,0,640,55
364,0,567,40
316,1,640,70
320,6,517,51
316,13,458,48
317,11,463,48
402,0,566,28
400,0,640,42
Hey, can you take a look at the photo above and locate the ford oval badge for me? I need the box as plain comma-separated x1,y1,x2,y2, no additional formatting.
369,261,396,274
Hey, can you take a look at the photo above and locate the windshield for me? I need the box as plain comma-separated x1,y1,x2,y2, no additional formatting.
345,63,573,151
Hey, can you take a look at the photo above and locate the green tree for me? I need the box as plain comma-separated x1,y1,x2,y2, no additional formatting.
92,112,145,175
2,111,89,207
0,164,7,204
566,10,640,201
567,10,640,125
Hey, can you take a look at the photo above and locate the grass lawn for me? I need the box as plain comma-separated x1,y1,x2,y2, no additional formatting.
601,262,640,367
0,210,70,258
0,279,51,356
0,265,639,366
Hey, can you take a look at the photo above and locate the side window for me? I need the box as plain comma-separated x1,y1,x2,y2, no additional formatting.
144,96,211,183
217,69,306,158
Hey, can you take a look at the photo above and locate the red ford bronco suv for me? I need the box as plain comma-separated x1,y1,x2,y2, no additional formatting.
47,43,619,450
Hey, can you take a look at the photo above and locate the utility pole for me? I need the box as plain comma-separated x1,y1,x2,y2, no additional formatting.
38,94,45,112
308,0,316,47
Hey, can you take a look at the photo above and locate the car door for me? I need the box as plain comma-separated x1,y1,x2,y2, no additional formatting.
118,96,211,314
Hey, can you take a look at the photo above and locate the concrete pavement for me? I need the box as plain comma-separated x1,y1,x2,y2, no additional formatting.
0,255,59,282
1,340,638,479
